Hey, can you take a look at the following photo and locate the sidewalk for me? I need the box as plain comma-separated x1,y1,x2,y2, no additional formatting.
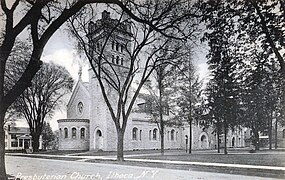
6,152,285,172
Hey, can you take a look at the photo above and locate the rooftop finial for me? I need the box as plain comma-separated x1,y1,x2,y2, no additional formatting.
78,65,82,80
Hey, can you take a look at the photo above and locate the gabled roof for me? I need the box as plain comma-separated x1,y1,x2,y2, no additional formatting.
67,79,90,108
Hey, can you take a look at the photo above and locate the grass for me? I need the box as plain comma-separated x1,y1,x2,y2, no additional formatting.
84,157,285,179
129,153,285,167
33,149,88,155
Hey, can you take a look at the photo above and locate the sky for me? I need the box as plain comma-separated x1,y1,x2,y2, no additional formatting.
14,11,210,131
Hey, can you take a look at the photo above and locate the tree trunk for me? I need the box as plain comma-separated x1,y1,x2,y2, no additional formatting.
268,117,272,150
0,113,7,180
254,130,260,151
159,103,164,155
223,121,227,155
160,128,164,155
189,120,192,154
217,120,220,153
158,70,164,156
117,129,124,161
32,133,41,152
275,119,278,149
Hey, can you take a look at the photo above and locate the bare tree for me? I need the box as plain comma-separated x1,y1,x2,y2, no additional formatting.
12,62,73,152
0,0,198,178
68,2,199,161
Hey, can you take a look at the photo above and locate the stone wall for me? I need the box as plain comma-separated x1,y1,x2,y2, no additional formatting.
67,81,90,120
58,119,90,150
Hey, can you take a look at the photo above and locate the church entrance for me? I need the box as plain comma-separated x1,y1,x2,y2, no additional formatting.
232,137,235,147
199,133,209,149
95,129,103,150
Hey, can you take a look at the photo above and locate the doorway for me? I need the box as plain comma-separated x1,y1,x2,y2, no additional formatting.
95,129,103,150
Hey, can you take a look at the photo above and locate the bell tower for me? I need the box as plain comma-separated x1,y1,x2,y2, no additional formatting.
87,10,132,151
87,10,132,75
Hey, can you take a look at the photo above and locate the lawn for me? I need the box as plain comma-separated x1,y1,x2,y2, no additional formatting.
129,153,285,167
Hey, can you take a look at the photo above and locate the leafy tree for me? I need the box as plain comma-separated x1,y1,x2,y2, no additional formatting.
198,1,285,149
42,122,56,150
172,55,203,154
12,62,73,152
142,68,176,155
203,18,242,154
240,50,282,150
204,80,222,153
141,41,188,155
198,0,285,77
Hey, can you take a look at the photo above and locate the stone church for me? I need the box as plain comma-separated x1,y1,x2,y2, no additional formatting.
57,10,246,151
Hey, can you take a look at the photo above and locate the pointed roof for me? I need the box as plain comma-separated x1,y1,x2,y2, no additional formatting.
67,79,90,108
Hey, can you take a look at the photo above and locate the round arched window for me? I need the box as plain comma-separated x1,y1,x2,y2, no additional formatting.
78,102,83,114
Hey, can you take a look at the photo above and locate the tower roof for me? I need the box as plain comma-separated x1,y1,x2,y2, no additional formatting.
88,11,132,37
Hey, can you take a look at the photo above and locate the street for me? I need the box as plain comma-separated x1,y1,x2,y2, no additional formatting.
5,156,279,180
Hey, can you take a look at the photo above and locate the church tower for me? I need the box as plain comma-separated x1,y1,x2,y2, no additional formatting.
87,10,132,76
87,10,132,151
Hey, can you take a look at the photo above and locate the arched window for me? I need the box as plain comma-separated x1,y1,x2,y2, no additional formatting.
59,128,62,137
80,128,85,139
176,132,178,141
116,56,119,64
64,128,68,138
201,135,206,141
167,131,170,140
153,128,158,140
116,43,119,51
72,128,76,139
149,130,152,141
121,45,124,52
132,127,138,140
112,41,115,50
140,130,142,141
171,129,175,141
97,130,102,137
283,129,285,138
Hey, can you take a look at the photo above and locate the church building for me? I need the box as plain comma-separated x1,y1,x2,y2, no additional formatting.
57,10,246,151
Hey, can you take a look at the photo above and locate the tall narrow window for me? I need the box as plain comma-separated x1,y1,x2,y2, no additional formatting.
140,130,142,141
149,130,152,140
121,58,123,65
132,127,138,140
121,45,124,52
112,55,114,63
64,128,68,138
112,41,115,50
176,132,178,141
283,129,285,138
116,56,119,64
153,129,158,140
59,128,62,138
81,128,85,139
167,131,170,140
72,128,76,139
171,129,175,141
116,43,119,51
